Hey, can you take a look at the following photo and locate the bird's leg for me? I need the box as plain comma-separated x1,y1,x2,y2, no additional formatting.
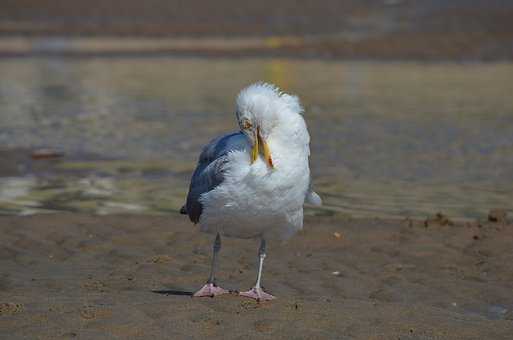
239,238,276,301
193,233,229,297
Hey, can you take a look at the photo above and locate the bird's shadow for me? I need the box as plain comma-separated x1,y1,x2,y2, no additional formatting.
152,289,193,296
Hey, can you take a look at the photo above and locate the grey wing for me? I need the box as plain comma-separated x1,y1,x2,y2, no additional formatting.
182,132,250,223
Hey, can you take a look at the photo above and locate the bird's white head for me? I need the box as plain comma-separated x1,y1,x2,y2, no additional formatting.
235,82,308,168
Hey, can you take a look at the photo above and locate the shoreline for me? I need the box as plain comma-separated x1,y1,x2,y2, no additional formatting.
1,35,513,61
2,1,513,61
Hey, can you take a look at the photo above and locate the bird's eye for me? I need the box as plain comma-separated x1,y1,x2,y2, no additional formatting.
242,120,252,130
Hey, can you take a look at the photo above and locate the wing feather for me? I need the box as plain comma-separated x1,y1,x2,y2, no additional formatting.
183,132,250,223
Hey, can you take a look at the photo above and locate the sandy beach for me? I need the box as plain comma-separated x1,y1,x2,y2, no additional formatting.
1,212,512,339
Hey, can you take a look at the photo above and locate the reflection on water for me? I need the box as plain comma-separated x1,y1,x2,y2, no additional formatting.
0,57,512,219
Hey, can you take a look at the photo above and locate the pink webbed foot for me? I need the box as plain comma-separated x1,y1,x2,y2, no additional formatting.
193,283,229,298
239,287,276,302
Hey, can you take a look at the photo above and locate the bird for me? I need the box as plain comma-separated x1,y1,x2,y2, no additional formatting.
180,82,321,301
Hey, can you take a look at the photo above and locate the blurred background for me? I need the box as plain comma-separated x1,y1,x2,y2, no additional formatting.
0,0,512,219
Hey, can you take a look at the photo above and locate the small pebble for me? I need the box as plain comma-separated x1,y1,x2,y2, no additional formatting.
488,209,508,223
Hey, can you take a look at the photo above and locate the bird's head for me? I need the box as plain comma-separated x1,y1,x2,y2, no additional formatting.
235,82,305,169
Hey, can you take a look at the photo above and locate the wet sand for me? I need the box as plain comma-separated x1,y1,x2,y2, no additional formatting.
1,213,513,339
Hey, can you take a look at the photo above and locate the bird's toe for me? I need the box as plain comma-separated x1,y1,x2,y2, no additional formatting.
193,283,230,297
239,287,276,302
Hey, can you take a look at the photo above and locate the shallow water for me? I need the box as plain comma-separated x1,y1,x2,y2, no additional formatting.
0,57,512,218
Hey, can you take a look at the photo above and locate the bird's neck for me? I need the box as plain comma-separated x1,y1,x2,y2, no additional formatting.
267,117,310,164
272,114,309,147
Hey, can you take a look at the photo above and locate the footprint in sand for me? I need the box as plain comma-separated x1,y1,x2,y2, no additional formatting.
81,279,108,292
79,305,112,320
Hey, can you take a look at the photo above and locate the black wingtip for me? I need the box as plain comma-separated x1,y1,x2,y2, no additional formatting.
180,205,187,215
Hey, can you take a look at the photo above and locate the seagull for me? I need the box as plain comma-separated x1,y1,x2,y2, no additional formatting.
180,82,321,301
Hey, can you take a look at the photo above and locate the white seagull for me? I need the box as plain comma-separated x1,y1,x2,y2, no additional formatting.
181,82,321,301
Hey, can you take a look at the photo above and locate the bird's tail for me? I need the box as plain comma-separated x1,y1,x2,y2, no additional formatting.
305,191,322,206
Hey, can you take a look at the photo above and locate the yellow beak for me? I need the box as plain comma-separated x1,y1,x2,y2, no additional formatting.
251,127,274,168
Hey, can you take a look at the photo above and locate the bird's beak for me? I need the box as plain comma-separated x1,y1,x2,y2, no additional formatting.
251,129,259,164
251,127,274,168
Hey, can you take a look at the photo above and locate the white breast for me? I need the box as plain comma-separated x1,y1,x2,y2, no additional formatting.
199,139,310,240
